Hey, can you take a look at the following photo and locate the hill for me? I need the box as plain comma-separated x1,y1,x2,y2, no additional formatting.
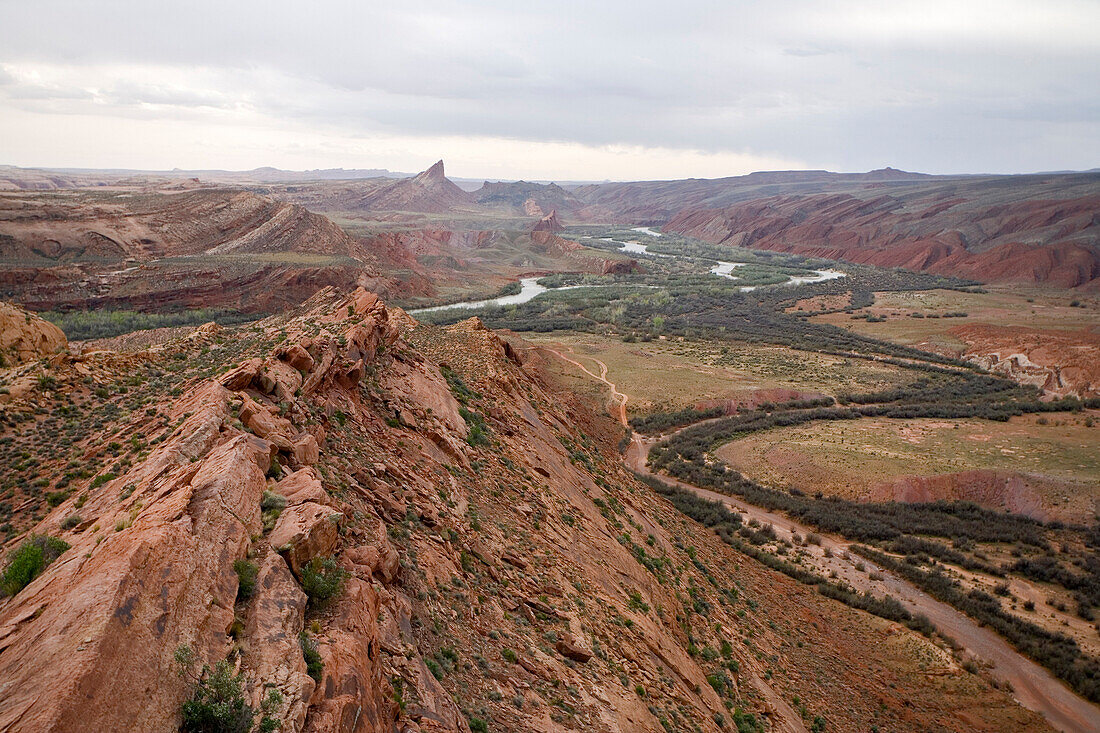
573,170,1100,288
0,289,1048,732
0,187,390,313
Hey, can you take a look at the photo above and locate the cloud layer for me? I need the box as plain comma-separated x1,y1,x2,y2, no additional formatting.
1,0,1097,179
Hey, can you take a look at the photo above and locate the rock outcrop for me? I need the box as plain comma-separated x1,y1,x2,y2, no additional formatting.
0,187,386,314
0,301,66,366
531,209,564,234
950,324,1100,397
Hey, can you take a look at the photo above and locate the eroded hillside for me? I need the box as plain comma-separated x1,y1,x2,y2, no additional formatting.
0,291,1048,732
0,187,391,313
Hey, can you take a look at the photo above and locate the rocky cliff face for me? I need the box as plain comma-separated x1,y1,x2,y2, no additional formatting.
358,161,477,214
0,289,1047,732
0,188,365,262
267,161,478,216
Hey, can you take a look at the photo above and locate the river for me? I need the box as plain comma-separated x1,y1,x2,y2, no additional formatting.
413,232,847,313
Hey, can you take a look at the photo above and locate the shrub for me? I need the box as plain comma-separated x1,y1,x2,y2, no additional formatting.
175,646,281,733
234,559,259,601
460,408,490,447
299,556,347,606
260,491,286,532
46,490,71,507
1,534,70,596
501,647,518,663
300,632,323,682
60,514,82,530
627,590,650,613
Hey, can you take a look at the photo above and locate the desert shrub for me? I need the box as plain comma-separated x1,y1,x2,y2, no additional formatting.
627,590,650,613
299,555,347,606
630,405,724,434
46,490,71,507
1,534,70,596
638,472,938,636
175,646,281,733
260,491,286,532
856,545,1100,702
460,408,490,447
233,559,259,601
441,366,479,405
60,514,82,530
300,632,323,682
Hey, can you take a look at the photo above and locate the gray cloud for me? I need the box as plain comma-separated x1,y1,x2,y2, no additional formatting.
0,0,1097,176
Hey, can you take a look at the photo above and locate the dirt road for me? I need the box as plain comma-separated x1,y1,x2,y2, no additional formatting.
539,344,1100,733
531,345,629,426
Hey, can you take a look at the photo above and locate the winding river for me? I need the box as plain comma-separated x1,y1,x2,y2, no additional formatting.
412,231,846,314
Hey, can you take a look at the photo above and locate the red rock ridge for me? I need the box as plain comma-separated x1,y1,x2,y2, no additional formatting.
663,192,1100,288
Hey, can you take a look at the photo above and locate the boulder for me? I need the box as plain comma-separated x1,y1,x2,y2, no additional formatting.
269,501,344,575
258,359,304,403
276,344,315,373
0,427,270,732
303,578,396,733
220,358,263,390
273,468,329,506
554,633,593,663
0,301,66,366
239,399,295,452
290,434,319,467
344,520,401,583
365,480,406,521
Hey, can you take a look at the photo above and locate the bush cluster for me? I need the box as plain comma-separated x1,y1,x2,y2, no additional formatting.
1,534,70,596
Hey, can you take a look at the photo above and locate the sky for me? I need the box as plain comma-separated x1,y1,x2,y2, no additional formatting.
0,0,1097,181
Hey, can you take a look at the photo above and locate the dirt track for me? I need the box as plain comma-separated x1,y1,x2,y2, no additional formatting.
540,345,1100,733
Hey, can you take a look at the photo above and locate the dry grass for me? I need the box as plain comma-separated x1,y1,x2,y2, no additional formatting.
812,287,1098,355
716,413,1100,522
522,331,910,416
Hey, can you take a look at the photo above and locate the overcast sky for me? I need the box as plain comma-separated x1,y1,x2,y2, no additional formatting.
0,0,1097,180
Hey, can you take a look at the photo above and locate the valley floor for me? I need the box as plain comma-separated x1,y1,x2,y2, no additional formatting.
529,338,1100,733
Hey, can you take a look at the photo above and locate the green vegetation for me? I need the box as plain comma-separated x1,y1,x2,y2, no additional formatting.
460,407,490,447
494,281,522,297
300,632,324,682
638,472,938,637
259,491,286,533
629,405,724,434
299,555,348,606
1,534,70,596
233,559,259,601
41,308,261,341
856,545,1100,702
175,646,281,733
442,365,480,405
